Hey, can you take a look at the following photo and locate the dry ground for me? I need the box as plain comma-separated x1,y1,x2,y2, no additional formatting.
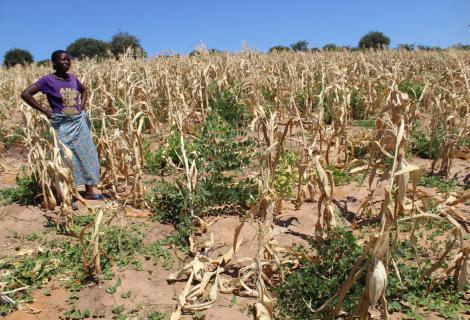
0,147,468,319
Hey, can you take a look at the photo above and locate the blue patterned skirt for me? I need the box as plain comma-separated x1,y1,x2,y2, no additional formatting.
51,112,100,187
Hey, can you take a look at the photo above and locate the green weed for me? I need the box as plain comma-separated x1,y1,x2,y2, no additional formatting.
352,119,375,129
274,150,299,197
326,165,352,186
409,122,446,160
350,89,367,120
419,175,461,193
276,227,468,319
276,228,365,319
398,80,424,101
0,172,41,205
147,310,170,320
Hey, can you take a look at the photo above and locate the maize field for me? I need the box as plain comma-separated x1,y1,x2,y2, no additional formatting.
0,49,469,319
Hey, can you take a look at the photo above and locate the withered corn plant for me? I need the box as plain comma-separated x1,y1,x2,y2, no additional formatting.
320,86,467,319
1,48,469,318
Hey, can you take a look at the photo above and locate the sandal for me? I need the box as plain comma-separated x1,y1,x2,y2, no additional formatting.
84,194,106,200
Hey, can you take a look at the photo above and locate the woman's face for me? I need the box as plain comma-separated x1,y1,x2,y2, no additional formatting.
53,53,71,72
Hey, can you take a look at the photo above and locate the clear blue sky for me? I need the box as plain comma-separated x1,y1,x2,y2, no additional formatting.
1,0,468,61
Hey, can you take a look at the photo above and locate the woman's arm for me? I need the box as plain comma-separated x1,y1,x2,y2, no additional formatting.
78,82,88,112
20,84,52,119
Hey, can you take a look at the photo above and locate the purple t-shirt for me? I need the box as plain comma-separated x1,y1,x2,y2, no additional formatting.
35,73,83,115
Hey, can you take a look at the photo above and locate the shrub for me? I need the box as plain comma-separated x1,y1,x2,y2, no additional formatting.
146,89,258,246
144,129,190,174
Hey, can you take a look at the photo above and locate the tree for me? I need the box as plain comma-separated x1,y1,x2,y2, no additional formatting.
358,31,390,49
322,44,338,51
290,40,309,52
110,32,146,58
416,45,442,51
208,48,222,54
268,45,290,53
3,48,33,67
36,59,50,67
189,48,222,57
398,43,415,51
451,43,470,50
66,38,109,59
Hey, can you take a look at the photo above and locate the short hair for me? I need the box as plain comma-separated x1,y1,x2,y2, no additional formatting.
51,50,69,62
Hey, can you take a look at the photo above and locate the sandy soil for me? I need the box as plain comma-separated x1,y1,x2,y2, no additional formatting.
1,146,468,319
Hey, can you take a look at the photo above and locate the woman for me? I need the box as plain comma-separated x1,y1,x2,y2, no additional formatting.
21,50,103,201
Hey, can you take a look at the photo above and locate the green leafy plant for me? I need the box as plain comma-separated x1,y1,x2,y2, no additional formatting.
399,81,424,101
144,129,191,174
147,310,169,320
352,119,375,129
111,304,125,315
146,89,258,247
326,165,352,186
350,89,367,120
0,173,41,205
387,237,468,318
419,174,462,192
192,311,206,320
276,226,468,319
141,238,177,270
409,124,444,159
276,228,365,319
274,150,299,197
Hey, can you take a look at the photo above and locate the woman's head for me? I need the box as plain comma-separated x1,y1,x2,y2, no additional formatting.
51,50,71,73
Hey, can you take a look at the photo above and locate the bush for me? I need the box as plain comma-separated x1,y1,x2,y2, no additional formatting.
3,48,33,67
358,31,390,50
66,38,109,60
146,89,258,245
277,226,468,319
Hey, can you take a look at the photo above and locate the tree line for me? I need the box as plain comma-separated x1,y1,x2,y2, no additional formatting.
3,30,470,67
3,32,145,68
